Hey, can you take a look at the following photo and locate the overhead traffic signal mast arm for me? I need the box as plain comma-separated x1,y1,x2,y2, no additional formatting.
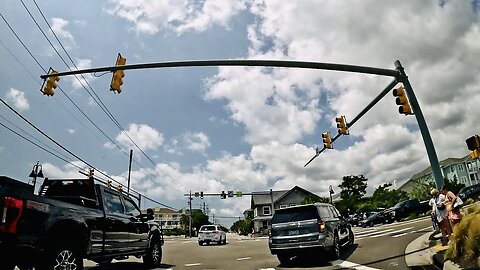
304,79,398,167
40,59,399,80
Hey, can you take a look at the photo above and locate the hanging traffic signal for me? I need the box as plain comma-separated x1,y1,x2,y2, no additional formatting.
87,168,94,178
200,191,204,198
466,135,480,151
42,69,60,96
471,149,479,160
322,132,332,149
220,191,226,199
110,53,126,94
335,116,349,135
393,85,412,115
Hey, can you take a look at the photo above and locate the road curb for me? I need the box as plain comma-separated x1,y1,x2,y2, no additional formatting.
405,231,437,267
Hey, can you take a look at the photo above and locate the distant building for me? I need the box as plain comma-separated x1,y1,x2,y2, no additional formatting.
248,186,322,235
397,155,479,194
151,207,183,230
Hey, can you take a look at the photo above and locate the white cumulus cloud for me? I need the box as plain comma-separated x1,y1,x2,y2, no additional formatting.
5,88,29,112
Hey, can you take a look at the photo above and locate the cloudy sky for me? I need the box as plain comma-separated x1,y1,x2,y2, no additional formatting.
0,0,479,227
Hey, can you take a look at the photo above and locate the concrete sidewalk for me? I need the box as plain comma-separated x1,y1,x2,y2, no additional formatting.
405,231,463,270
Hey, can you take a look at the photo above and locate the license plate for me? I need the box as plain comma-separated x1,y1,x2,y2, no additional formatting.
288,230,299,236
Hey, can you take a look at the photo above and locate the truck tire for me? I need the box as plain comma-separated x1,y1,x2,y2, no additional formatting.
277,254,291,265
143,237,162,268
39,243,83,270
0,260,15,270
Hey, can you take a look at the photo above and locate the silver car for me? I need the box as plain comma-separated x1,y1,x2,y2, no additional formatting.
198,225,227,245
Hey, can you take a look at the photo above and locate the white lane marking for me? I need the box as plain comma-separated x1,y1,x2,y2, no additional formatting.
339,260,381,270
237,257,252,261
392,232,409,238
370,227,413,238
185,263,202,267
354,229,377,235
356,228,394,238
255,239,260,242
259,268,276,270
238,240,244,243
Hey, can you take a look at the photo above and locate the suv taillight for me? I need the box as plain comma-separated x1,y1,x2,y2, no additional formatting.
318,219,325,233
0,197,23,234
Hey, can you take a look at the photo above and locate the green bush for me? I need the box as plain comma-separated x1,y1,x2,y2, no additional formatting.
464,198,475,206
445,205,480,267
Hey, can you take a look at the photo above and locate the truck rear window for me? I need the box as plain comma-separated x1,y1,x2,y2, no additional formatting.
271,205,319,224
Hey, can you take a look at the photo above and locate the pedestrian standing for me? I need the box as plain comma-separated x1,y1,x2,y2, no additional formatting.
428,190,439,231
440,186,462,230
432,188,452,245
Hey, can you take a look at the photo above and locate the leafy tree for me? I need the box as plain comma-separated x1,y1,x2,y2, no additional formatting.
180,209,210,234
339,175,368,201
371,183,409,208
410,178,435,201
442,176,465,195
301,195,330,205
336,175,368,214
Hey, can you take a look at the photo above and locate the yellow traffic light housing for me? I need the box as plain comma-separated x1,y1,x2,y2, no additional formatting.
335,116,349,135
393,85,413,115
322,132,332,149
470,149,479,160
42,69,60,96
110,53,126,94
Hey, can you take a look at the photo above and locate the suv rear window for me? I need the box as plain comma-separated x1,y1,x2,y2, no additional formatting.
200,226,216,231
271,205,319,224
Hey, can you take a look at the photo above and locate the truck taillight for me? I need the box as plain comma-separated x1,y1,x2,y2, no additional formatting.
318,220,325,233
0,197,23,234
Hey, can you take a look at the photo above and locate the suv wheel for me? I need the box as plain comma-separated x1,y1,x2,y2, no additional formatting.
330,233,340,260
143,237,162,267
198,241,203,246
348,229,354,246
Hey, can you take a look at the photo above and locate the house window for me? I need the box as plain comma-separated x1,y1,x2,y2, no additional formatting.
263,206,271,215
458,164,464,171
450,167,455,173
254,208,258,217
280,204,287,209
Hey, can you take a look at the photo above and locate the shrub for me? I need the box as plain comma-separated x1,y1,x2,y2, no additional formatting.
464,198,475,206
445,205,480,267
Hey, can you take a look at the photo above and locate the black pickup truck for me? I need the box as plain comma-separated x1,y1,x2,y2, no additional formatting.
0,176,163,270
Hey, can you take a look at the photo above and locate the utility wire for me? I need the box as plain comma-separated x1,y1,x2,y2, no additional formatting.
30,0,187,192
0,114,73,162
0,97,179,210
2,9,185,193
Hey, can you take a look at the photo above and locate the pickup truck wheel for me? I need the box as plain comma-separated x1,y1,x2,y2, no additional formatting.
143,238,162,268
0,260,15,270
276,254,291,265
40,243,83,270
348,229,354,246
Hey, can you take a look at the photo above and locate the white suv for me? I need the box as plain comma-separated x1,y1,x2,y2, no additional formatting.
198,225,227,245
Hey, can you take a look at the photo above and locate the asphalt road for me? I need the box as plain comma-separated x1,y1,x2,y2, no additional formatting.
81,217,433,270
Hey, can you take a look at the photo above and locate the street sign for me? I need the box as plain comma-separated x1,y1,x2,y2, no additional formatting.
228,191,234,197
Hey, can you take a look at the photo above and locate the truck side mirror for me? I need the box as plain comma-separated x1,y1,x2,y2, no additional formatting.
146,208,154,220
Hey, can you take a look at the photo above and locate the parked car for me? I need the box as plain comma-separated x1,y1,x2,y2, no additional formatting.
198,225,227,245
363,211,392,227
359,211,377,227
268,203,354,264
388,198,426,222
458,183,480,201
0,176,164,270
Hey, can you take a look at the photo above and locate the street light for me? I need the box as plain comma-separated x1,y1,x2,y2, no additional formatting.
329,185,335,204
28,161,44,193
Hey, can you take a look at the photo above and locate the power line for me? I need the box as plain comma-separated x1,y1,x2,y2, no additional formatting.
0,11,184,193
30,0,187,192
0,97,179,210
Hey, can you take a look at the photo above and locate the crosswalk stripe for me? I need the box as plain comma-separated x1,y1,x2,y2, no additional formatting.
339,260,381,270
370,227,413,238
355,228,394,238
